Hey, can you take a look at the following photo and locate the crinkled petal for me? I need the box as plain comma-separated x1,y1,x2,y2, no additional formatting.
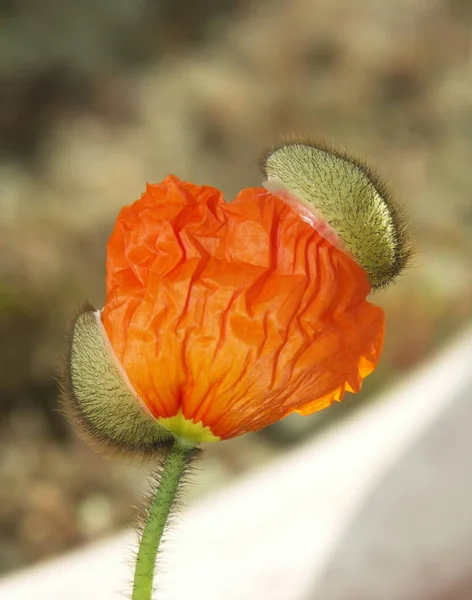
102,176,385,440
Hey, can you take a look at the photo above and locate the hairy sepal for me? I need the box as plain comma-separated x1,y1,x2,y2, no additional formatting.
261,139,412,289
60,303,174,459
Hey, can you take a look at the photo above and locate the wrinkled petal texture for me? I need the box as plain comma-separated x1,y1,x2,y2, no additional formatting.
102,175,385,439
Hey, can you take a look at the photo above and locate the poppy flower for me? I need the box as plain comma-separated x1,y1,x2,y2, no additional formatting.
96,174,384,444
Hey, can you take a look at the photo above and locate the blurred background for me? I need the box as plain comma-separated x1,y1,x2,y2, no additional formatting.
1,0,472,593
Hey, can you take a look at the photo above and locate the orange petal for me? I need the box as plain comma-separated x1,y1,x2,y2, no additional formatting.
102,176,385,441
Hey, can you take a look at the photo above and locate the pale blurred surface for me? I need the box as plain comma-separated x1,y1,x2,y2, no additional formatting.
307,332,472,600
1,0,472,586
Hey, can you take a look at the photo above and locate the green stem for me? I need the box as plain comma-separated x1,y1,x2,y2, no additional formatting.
132,441,195,600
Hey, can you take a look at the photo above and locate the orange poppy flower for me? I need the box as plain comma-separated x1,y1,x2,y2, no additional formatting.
101,175,384,443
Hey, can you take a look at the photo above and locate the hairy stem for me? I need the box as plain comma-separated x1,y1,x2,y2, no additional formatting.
132,441,196,600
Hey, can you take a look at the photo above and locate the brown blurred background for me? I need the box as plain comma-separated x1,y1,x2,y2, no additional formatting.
1,0,472,581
